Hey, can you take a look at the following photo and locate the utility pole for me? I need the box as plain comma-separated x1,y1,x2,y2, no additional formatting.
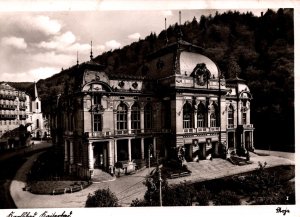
158,168,162,207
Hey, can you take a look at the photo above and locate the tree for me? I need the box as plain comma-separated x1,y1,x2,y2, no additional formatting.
85,188,119,207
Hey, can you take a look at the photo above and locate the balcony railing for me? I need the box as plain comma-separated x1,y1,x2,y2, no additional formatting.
183,128,196,133
183,127,221,133
243,124,253,128
0,114,17,120
0,94,16,100
0,104,17,110
116,130,128,135
65,131,73,136
162,129,172,133
19,115,27,120
131,129,141,134
227,124,235,129
84,131,112,137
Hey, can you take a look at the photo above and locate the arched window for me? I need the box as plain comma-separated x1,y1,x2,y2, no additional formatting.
131,102,140,129
36,102,39,110
36,119,39,128
228,105,234,127
144,103,153,129
117,103,127,130
210,104,218,127
197,103,206,128
183,102,193,129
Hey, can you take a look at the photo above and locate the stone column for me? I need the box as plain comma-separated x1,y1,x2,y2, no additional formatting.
114,139,118,163
140,108,144,133
128,138,132,161
64,140,68,171
141,138,145,160
251,131,254,149
194,110,197,129
69,141,74,173
207,112,211,128
127,109,131,134
233,132,236,151
113,111,117,134
241,133,245,149
108,141,113,166
64,140,68,162
88,141,94,170
70,141,74,164
153,137,157,157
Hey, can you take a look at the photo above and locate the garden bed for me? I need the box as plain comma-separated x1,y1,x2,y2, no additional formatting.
26,148,90,195
27,180,90,195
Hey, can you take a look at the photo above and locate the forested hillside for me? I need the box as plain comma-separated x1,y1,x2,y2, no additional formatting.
36,8,294,151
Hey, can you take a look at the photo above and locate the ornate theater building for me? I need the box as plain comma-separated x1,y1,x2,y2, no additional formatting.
51,39,254,178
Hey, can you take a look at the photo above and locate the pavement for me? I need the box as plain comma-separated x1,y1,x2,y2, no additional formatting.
10,150,295,208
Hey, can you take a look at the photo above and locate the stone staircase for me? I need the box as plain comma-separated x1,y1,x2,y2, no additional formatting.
91,169,115,183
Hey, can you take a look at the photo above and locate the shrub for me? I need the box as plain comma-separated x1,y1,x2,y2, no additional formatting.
163,183,197,206
196,186,211,206
130,198,148,207
213,190,241,205
85,188,119,207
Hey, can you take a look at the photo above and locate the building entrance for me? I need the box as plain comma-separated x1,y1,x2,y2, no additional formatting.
93,142,107,169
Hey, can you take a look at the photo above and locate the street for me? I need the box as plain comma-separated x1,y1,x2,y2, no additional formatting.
0,141,52,208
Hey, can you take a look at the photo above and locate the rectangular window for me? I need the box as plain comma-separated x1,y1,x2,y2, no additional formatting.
36,119,39,128
131,110,140,129
242,112,247,125
183,115,192,128
210,113,216,127
36,102,39,110
117,111,127,130
94,114,102,132
94,95,101,104
144,110,152,129
228,111,234,126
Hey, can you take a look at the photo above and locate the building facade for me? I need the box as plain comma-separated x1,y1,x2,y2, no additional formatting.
51,40,254,179
0,82,47,150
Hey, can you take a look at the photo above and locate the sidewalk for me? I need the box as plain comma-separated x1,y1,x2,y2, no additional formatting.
10,152,294,208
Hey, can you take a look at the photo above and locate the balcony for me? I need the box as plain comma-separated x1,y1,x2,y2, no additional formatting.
0,114,17,120
183,127,221,133
116,130,128,135
0,94,16,100
19,96,26,101
84,131,112,137
65,131,73,136
131,129,141,134
19,115,27,120
227,124,235,129
243,124,253,129
0,104,17,110
162,129,172,133
183,128,196,133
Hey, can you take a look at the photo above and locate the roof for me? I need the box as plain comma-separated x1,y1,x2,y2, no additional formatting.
179,51,220,77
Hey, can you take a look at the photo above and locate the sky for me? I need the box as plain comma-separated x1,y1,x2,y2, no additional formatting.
0,1,286,82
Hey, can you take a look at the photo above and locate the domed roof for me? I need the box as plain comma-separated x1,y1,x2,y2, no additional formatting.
179,51,219,78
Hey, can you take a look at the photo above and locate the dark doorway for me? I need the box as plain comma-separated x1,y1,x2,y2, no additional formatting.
117,140,128,161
